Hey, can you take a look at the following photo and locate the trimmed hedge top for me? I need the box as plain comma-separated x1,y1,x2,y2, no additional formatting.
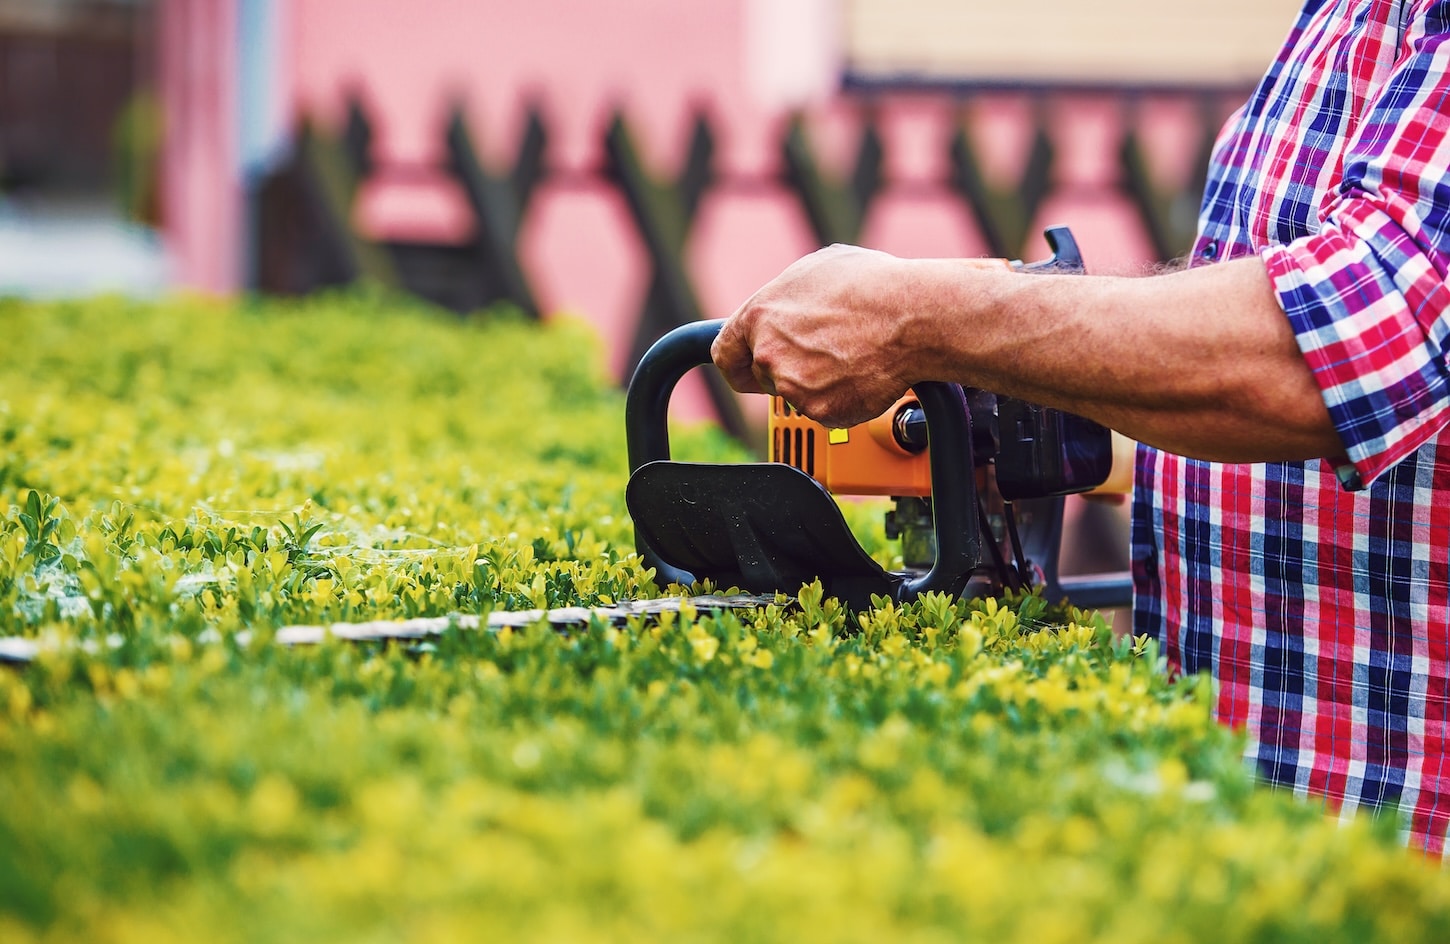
1,294,1447,943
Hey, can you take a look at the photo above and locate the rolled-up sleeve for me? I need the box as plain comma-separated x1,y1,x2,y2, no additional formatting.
1262,18,1450,490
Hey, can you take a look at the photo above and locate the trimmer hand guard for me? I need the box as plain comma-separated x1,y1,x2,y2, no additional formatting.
627,461,917,609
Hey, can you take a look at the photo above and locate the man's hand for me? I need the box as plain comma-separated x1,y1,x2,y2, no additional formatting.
711,244,920,428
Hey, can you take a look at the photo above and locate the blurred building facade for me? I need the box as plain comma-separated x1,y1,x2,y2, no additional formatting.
158,0,1299,369
0,0,150,197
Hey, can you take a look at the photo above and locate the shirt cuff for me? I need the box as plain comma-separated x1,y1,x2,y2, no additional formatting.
1261,205,1450,490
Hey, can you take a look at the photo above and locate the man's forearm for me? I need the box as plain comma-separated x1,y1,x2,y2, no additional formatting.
897,256,1344,463
713,245,1345,465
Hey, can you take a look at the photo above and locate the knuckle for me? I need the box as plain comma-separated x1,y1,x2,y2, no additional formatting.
794,392,831,423
750,346,777,375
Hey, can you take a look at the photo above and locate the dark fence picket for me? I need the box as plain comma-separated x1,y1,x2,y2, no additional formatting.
1118,93,1224,264
293,116,400,290
949,95,1055,261
605,110,750,443
444,102,545,318
780,111,884,246
343,96,375,180
254,104,397,296
511,108,549,223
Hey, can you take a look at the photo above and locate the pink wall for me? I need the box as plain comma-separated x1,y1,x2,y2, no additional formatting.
280,3,1179,400
159,0,241,294
289,1,825,385
290,1,831,170
163,1,1198,420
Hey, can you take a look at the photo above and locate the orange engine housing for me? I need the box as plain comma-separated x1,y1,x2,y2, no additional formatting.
769,395,932,497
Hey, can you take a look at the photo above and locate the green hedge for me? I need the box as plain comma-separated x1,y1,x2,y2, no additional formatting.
1,294,1446,943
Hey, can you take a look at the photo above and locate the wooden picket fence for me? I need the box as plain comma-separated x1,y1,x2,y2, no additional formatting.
253,86,1238,429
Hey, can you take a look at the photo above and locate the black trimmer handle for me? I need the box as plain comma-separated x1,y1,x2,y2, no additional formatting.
625,320,724,477
625,319,980,601
624,320,723,588
1019,225,1083,273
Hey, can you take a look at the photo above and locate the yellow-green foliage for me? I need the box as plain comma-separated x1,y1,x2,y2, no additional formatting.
0,292,683,632
1,294,1447,943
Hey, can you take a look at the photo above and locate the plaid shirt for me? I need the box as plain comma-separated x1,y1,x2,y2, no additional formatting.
1132,0,1450,853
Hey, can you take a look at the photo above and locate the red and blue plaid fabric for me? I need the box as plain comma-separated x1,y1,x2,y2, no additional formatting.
1131,0,1450,853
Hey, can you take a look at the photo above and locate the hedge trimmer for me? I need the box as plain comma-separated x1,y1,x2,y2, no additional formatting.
625,226,1132,612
